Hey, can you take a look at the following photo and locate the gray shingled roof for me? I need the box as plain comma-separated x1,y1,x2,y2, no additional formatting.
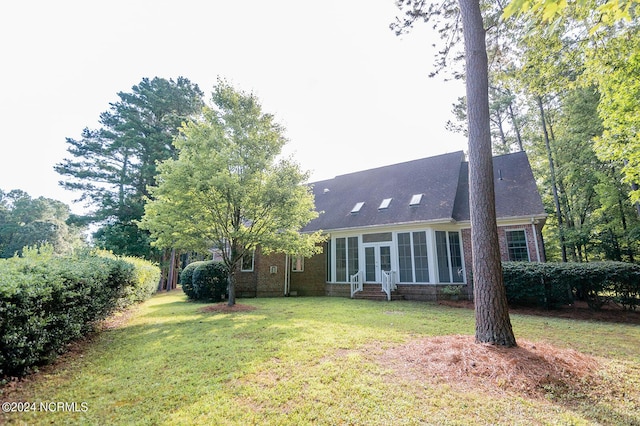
302,150,545,233
451,151,546,221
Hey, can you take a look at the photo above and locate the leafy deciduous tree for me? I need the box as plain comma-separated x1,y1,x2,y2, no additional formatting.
0,189,84,257
140,80,325,306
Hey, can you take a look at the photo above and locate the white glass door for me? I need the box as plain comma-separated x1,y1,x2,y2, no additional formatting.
364,245,391,283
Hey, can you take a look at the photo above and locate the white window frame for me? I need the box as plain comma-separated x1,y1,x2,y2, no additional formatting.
292,256,304,272
506,229,530,261
409,194,423,206
241,250,255,272
332,235,359,282
396,230,431,284
434,230,465,283
379,198,392,210
351,202,365,214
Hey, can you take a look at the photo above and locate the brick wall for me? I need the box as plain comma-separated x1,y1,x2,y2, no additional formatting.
235,247,287,298
459,223,545,300
234,258,257,298
496,223,545,262
290,242,327,296
325,283,350,298
461,228,473,297
241,224,545,300
236,243,328,298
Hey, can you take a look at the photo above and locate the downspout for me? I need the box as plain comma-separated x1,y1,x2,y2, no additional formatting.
531,219,541,262
284,254,290,296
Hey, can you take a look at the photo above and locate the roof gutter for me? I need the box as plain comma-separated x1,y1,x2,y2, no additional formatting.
302,218,459,234
452,214,548,228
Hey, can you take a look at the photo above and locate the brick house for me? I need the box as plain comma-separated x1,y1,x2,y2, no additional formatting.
235,151,547,301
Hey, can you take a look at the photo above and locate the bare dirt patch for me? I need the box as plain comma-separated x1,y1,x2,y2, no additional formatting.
198,303,257,314
380,335,600,399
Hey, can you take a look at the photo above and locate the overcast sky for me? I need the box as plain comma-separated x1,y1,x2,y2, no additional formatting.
0,0,467,214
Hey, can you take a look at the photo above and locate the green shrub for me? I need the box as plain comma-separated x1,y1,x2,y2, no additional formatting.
502,261,640,310
502,262,573,309
180,261,207,300
568,261,640,310
0,252,160,378
184,261,228,302
96,252,161,308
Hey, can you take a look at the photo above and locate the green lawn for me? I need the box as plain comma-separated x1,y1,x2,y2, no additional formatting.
2,291,639,425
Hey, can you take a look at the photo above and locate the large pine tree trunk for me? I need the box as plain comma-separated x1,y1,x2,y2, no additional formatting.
459,0,516,347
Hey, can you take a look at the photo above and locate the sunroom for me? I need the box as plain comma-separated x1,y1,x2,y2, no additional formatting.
326,226,466,287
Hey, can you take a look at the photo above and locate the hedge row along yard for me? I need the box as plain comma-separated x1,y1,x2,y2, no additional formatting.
0,248,159,378
2,291,639,425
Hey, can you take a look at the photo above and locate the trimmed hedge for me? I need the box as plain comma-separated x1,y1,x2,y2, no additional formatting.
180,261,228,302
0,252,160,378
502,261,640,310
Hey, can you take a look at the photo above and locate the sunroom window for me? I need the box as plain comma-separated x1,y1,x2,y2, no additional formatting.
335,236,359,282
396,231,430,283
435,231,464,283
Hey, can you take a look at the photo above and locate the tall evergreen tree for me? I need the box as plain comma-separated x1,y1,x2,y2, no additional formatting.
55,77,204,259
394,0,517,346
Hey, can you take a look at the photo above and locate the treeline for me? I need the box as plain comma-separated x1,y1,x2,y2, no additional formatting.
396,1,640,263
21,19,640,268
0,189,85,258
0,247,159,378
461,11,640,262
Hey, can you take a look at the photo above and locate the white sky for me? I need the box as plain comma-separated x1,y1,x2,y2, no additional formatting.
0,0,467,214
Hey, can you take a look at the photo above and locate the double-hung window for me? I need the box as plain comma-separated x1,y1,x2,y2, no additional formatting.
241,250,255,272
506,230,530,261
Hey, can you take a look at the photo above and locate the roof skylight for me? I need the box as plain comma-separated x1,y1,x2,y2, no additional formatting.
351,202,365,214
409,193,423,206
379,198,392,210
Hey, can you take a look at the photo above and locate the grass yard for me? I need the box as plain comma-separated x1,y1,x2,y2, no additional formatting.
2,291,639,425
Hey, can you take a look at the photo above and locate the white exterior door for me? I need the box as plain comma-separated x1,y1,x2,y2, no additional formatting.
364,244,391,283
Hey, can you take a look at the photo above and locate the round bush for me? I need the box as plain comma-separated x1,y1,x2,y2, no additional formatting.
184,261,228,302
179,261,207,300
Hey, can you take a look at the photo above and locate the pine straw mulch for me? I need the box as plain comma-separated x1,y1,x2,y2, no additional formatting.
375,299,638,401
378,335,601,400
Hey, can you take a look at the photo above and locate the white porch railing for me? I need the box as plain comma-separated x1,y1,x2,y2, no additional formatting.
350,271,362,298
381,270,397,301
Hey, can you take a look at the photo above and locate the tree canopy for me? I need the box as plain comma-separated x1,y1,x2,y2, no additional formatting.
398,0,640,263
55,77,204,259
0,189,84,258
140,80,325,306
